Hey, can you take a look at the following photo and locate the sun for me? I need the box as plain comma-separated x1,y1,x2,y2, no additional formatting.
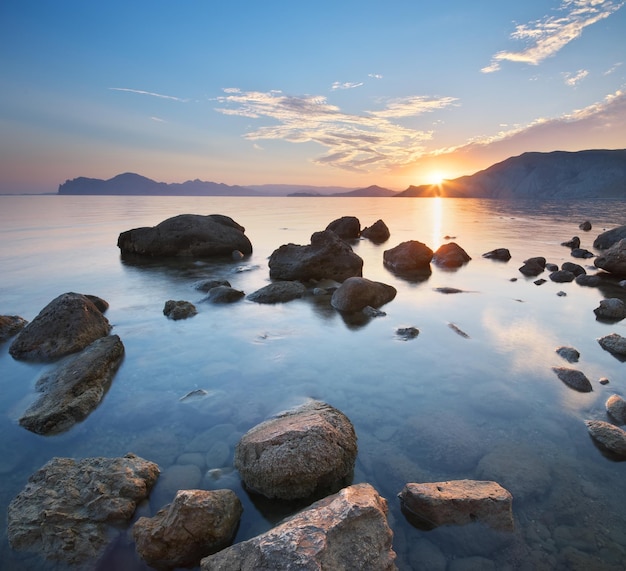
427,171,446,186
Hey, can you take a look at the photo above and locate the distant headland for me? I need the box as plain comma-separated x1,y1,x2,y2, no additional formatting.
58,149,626,199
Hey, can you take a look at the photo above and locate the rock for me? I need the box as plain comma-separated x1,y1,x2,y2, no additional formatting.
585,420,626,457
398,480,513,531
561,262,586,276
599,377,610,385
579,220,592,231
0,315,28,342
534,278,546,285
363,306,386,317
594,298,626,321
85,294,110,313
552,367,592,392
557,291,567,296
556,346,580,363
196,279,231,292
204,285,245,303
269,230,363,282
482,248,511,261
606,395,626,424
200,483,396,571
247,281,306,303
434,287,466,294
519,257,545,277
396,327,420,340
9,292,112,361
561,236,581,249
232,249,244,260
117,214,252,257
598,333,626,357
549,270,575,283
18,335,124,435
133,489,242,568
234,400,357,500
361,219,390,243
545,263,559,272
331,277,396,312
448,323,470,338
576,274,601,287
7,454,159,566
432,242,471,268
593,224,626,249
326,216,360,240
595,238,626,276
163,299,197,320
571,248,594,259
383,240,433,274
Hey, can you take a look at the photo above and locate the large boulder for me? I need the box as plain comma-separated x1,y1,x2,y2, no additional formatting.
594,239,626,276
361,219,390,243
585,420,626,457
7,454,159,567
383,240,433,274
326,216,361,240
117,213,252,257
432,242,471,268
331,277,397,312
201,483,397,571
594,298,626,321
234,400,358,500
19,335,125,435
247,281,306,303
552,367,592,392
398,480,513,531
0,315,28,342
593,225,626,249
9,292,111,361
269,230,363,282
133,489,242,568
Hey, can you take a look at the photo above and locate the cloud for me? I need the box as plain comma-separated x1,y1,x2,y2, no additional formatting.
604,62,623,75
368,73,383,79
109,87,189,102
563,69,589,86
482,0,624,73
331,81,364,90
214,89,457,172
150,116,166,123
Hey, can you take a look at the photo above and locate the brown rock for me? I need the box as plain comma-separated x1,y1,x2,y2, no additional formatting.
432,242,471,268
585,420,626,457
606,394,626,424
552,367,592,392
383,240,433,274
247,281,306,303
326,216,361,240
331,277,396,312
163,299,197,320
594,238,626,276
361,219,390,243
0,315,28,342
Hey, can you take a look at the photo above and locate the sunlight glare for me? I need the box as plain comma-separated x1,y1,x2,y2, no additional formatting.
428,172,446,186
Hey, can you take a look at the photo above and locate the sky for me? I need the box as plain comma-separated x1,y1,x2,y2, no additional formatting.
1,0,625,194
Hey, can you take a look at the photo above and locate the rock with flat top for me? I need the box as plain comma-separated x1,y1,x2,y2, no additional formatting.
585,420,626,457
247,281,306,303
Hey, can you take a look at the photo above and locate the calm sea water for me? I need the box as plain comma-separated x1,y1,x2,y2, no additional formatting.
1,195,626,570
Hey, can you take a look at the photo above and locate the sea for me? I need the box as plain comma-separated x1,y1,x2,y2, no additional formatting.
1,195,626,570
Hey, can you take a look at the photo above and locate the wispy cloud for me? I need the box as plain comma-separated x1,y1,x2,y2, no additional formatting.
150,116,166,123
214,89,458,172
109,87,189,102
604,62,623,75
368,73,383,79
482,0,625,73
563,69,589,86
331,81,364,90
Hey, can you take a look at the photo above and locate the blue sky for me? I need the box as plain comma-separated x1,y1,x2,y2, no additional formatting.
1,0,625,193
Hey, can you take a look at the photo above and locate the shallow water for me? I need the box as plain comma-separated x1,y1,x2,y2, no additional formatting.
1,196,626,570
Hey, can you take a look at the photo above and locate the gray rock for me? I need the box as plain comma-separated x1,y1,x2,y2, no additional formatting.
593,224,626,249
247,281,306,303
482,248,511,261
204,285,245,303
0,315,28,342
164,299,197,320
549,270,575,283
195,279,231,292
571,248,594,259
383,240,433,273
534,278,546,285
545,263,559,272
432,242,471,268
117,214,252,257
9,292,111,361
594,298,626,321
361,219,390,243
552,367,592,392
331,277,396,312
579,220,592,231
200,483,397,571
19,335,124,435
595,238,626,276
396,327,420,340
7,454,159,566
556,346,580,363
326,216,360,240
363,306,387,317
598,333,626,357
561,236,581,249
269,230,363,282
398,480,513,531
519,257,546,277
133,489,242,568
606,394,626,424
585,420,626,457
234,400,357,500
561,261,586,276
576,274,601,287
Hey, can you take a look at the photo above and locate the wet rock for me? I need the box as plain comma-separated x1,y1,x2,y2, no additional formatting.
200,483,396,571
234,400,357,500
594,298,626,321
19,335,124,435
606,395,626,424
579,220,592,231
519,257,546,277
203,285,245,303
163,299,197,320
552,367,592,392
576,274,601,287
571,248,594,259
561,236,581,249
599,377,610,385
448,322,470,338
0,315,28,342
7,454,159,567
557,291,567,297
383,240,433,274
195,279,231,292
133,489,242,568
556,346,580,363
396,327,420,340
9,292,111,361
432,242,471,268
482,248,511,261
361,219,390,243
325,216,360,240
534,278,546,285
269,230,363,282
331,277,397,312
585,420,626,457
561,261,586,276
398,480,513,531
117,214,252,257
545,263,559,272
595,238,626,276
247,281,306,304
598,333,626,357
363,306,386,318
593,224,626,249
549,270,575,283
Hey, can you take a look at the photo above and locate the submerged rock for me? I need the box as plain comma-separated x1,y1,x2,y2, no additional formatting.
383,240,433,274
594,238,626,277
432,242,471,268
325,216,360,240
552,367,592,392
361,219,390,243
195,279,231,292
0,315,28,342
585,420,626,457
396,327,420,340
203,285,245,303
163,300,197,320
200,483,397,571
606,395,626,425
331,277,396,312
593,224,626,249
593,298,626,321
482,248,511,261
247,281,306,304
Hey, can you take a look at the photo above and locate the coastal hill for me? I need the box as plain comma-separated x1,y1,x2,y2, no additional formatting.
397,149,626,199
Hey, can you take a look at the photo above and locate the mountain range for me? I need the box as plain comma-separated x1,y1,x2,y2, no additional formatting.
58,149,626,199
